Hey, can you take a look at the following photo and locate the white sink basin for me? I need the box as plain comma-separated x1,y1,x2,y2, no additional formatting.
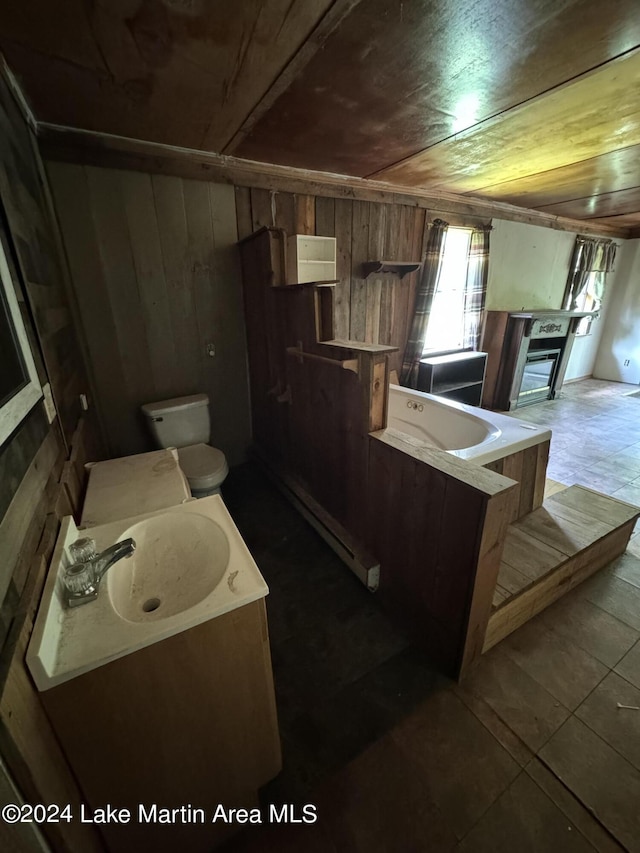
27,496,268,690
108,514,230,622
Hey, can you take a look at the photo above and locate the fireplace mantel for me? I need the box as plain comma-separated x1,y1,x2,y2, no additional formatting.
504,310,592,317
480,310,593,411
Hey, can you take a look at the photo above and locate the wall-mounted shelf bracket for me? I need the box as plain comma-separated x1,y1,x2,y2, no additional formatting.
362,261,421,279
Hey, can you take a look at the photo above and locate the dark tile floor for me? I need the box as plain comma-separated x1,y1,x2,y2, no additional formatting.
221,379,640,852
222,465,446,803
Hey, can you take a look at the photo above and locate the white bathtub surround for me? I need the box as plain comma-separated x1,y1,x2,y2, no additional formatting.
27,495,268,690
388,384,551,465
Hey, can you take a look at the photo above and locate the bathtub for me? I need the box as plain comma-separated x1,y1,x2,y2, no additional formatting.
387,384,551,466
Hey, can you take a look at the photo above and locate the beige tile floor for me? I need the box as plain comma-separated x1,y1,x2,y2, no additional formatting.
512,378,640,551
511,378,640,503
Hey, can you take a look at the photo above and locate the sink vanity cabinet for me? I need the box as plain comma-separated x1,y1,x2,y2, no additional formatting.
40,599,279,852
27,450,281,852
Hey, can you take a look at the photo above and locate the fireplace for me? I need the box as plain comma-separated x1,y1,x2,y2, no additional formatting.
519,348,562,406
481,310,592,411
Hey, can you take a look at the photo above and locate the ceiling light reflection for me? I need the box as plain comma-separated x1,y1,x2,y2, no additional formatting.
452,93,481,134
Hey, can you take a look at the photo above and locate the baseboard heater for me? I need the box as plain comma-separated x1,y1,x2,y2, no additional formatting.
251,449,380,592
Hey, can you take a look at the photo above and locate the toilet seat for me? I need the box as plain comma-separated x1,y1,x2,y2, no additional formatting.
177,443,229,491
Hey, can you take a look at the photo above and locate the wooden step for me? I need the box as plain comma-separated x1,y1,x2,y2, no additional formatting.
484,485,640,652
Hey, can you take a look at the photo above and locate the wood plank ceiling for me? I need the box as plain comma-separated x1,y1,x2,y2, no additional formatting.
1,0,640,228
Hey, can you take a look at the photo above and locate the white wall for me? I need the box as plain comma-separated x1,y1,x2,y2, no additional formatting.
486,219,575,311
593,239,640,385
486,218,625,382
565,308,608,381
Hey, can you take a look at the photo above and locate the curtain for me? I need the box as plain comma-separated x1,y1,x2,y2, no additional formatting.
462,226,491,350
563,236,617,310
400,219,448,388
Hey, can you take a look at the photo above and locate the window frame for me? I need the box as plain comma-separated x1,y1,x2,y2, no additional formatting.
0,232,42,446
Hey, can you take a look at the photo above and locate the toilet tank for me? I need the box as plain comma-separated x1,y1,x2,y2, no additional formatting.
141,394,210,448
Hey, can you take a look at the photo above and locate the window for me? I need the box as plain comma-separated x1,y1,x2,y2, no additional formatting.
564,238,616,337
573,268,603,336
0,230,42,446
422,227,472,353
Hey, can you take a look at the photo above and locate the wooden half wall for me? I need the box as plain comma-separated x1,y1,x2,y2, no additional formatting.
368,429,516,675
239,228,517,676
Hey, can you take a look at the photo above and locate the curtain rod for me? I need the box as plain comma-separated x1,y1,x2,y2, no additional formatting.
430,218,493,230
576,234,616,244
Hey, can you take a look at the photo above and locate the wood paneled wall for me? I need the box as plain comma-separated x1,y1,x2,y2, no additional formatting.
47,163,251,465
239,228,385,544
47,165,437,463
236,186,431,376
0,69,100,631
0,72,104,853
0,425,104,853
0,76,90,446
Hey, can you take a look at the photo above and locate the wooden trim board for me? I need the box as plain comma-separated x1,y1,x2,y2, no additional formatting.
373,427,518,497
459,486,516,675
38,125,630,239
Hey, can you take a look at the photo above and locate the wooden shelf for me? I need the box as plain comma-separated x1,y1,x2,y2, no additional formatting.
362,261,421,279
433,380,483,395
322,339,399,353
287,234,336,284
418,350,487,405
271,280,338,290
422,351,487,366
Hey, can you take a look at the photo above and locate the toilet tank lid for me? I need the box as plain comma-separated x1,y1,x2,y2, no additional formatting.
141,393,209,417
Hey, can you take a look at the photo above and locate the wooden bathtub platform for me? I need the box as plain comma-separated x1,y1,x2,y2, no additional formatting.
484,485,640,652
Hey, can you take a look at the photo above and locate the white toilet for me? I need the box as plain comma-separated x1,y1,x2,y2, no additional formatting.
141,393,229,498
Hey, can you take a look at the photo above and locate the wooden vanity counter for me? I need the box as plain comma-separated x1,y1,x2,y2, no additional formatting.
36,449,281,852
41,598,280,853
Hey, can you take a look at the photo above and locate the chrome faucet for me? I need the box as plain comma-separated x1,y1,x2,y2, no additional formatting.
62,537,136,608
